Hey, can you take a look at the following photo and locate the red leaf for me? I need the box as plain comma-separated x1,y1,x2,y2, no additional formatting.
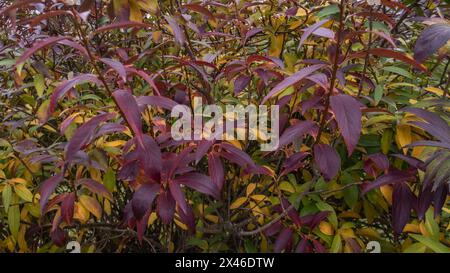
182,3,215,19
261,64,326,104
173,172,220,199
131,183,160,220
38,173,64,213
330,94,362,155
314,144,341,181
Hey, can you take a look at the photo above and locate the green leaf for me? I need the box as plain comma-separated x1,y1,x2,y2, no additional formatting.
410,234,450,253
317,4,339,18
33,74,45,97
424,208,440,241
103,168,116,193
8,196,20,239
330,234,342,253
340,172,358,208
2,183,12,213
403,243,427,253
383,66,413,79
374,84,384,105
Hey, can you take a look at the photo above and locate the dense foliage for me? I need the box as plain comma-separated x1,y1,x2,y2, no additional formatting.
0,0,449,253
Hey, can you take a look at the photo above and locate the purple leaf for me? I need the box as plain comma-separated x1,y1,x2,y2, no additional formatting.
156,191,176,225
314,144,341,181
65,113,115,162
50,227,67,247
261,64,326,104
48,74,104,119
312,239,327,253
169,181,188,214
295,238,312,253
414,24,450,62
433,185,448,217
136,95,178,111
131,183,160,220
361,170,416,194
93,21,151,34
208,153,224,192
392,182,415,234
136,135,162,182
278,120,318,148
392,154,425,171
195,140,213,163
173,172,220,199
330,94,362,155
280,152,309,177
416,185,432,220
219,143,255,169
100,58,127,81
75,178,112,200
39,173,64,213
112,89,144,144
60,192,75,224
164,15,186,46
273,228,293,253
15,36,70,67
406,140,450,150
244,27,263,44
234,75,251,95
298,19,330,49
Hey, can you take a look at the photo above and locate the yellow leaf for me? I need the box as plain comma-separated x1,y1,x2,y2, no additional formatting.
250,195,268,202
380,185,393,205
129,0,142,22
147,212,157,226
74,202,90,223
403,223,420,233
136,0,158,13
230,197,247,209
14,184,33,202
319,221,334,235
246,183,256,196
396,124,412,154
424,86,444,96
79,195,102,219
269,34,284,57
152,30,162,43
